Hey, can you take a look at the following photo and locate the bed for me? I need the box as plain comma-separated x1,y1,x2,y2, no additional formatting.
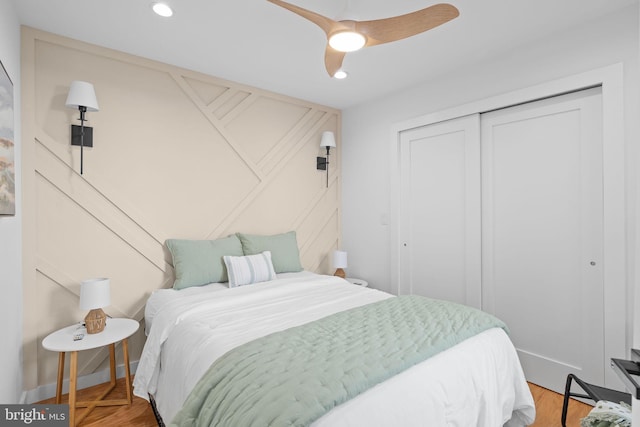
133,270,536,426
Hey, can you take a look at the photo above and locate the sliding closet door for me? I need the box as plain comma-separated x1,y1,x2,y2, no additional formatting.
398,115,481,307
481,87,604,393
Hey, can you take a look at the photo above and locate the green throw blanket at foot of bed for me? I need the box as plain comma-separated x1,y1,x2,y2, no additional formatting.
171,295,507,427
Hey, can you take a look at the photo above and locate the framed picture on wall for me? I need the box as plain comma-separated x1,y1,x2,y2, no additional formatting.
0,59,15,215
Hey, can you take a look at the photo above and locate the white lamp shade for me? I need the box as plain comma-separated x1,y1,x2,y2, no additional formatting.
320,131,336,148
333,250,348,269
79,278,111,310
66,81,99,111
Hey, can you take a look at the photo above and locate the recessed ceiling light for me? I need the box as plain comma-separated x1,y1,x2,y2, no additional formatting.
152,2,173,17
333,70,348,79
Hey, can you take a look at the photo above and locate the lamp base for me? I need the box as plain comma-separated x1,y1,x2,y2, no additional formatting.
84,308,107,334
334,268,346,279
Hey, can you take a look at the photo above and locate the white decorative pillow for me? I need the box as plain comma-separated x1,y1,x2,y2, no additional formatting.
223,251,277,288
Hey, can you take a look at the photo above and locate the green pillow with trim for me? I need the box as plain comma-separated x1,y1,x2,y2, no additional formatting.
236,231,303,273
166,235,244,289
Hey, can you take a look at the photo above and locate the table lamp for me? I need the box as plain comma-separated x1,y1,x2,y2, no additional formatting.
79,278,110,334
333,250,347,278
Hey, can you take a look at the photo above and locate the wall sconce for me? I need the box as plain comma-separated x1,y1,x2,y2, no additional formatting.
79,278,111,334
332,250,347,278
317,131,336,187
66,81,99,175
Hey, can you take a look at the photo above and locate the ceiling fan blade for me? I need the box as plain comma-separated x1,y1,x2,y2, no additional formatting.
325,45,346,77
267,0,337,36
356,3,459,47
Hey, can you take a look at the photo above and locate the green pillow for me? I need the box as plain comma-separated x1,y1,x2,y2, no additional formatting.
236,231,303,273
166,235,244,289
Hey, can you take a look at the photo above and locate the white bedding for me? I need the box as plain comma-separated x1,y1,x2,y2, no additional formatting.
134,272,535,426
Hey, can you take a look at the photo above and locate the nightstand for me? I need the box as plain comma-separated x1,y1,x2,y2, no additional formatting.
42,318,139,426
346,277,369,287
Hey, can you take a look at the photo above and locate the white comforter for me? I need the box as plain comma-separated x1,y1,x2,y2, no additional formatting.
134,272,535,426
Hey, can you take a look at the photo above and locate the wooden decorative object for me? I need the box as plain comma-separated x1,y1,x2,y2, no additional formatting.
84,308,107,334
334,268,346,279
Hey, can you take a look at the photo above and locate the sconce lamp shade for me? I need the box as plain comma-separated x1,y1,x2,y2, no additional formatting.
320,131,336,148
333,250,347,278
65,81,99,111
80,278,110,334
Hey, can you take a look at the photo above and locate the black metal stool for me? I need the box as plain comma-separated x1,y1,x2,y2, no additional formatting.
561,373,631,427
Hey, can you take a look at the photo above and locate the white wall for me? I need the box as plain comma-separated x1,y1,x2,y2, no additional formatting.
0,0,23,404
342,5,639,329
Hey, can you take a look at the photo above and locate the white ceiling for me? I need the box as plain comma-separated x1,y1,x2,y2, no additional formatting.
11,0,638,109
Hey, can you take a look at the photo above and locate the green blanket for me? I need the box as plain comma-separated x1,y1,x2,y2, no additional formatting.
171,295,506,427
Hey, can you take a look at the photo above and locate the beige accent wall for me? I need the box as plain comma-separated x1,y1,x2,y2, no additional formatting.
21,27,341,392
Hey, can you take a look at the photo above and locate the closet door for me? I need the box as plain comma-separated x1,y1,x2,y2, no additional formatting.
398,114,481,307
481,87,604,393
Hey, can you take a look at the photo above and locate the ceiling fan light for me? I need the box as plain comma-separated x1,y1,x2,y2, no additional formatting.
329,31,366,52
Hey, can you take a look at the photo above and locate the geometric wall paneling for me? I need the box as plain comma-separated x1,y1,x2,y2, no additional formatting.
297,180,340,251
258,109,326,176
22,27,341,393
212,90,252,121
109,74,259,240
34,141,170,278
180,80,339,240
34,167,171,315
216,124,337,237
301,210,341,273
216,92,260,127
225,97,311,166
257,110,334,180
182,76,230,107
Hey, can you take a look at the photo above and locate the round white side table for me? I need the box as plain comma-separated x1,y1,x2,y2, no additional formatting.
42,318,139,426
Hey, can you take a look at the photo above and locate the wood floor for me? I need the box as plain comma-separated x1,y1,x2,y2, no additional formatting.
528,383,592,427
38,377,156,427
39,379,593,426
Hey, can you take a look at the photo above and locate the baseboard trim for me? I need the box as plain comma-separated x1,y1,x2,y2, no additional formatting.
22,360,138,404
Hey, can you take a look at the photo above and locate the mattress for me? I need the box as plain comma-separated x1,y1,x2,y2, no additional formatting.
134,272,535,426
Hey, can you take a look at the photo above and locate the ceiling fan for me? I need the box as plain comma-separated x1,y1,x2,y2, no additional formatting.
267,0,460,77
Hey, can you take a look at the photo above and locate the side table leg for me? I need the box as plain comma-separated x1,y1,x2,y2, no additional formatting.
55,352,65,404
109,343,116,387
123,338,132,404
69,351,78,426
